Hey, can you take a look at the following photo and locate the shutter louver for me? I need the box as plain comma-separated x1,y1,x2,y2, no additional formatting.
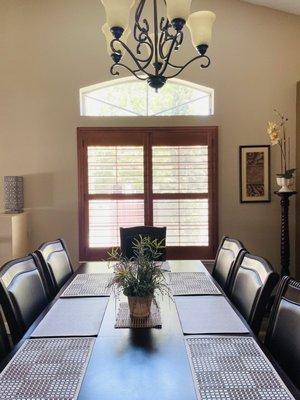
87,146,145,248
152,146,209,247
78,128,218,260
153,199,209,246
152,146,208,194
88,147,144,194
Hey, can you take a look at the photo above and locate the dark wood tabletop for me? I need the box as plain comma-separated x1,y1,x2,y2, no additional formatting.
0,260,299,400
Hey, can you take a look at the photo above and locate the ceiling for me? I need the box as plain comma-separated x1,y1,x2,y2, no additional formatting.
241,0,300,15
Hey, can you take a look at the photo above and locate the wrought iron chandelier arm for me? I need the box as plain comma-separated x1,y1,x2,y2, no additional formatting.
102,0,215,90
111,39,153,72
110,63,149,80
165,54,211,79
158,30,166,59
159,34,181,61
159,35,179,76
134,20,150,44
136,40,154,68
134,0,149,42
158,17,183,60
159,16,170,32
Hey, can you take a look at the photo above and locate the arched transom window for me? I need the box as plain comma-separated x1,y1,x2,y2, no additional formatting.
80,78,214,117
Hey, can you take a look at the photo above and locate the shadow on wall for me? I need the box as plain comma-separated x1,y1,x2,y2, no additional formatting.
24,173,54,208
27,207,78,267
23,174,78,266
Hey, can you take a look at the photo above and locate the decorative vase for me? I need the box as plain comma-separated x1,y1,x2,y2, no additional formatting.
127,296,153,318
276,177,294,193
4,176,24,214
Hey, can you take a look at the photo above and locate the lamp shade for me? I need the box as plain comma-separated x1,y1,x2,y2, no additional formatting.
187,11,216,47
165,0,192,22
101,0,135,30
102,23,131,55
4,176,24,214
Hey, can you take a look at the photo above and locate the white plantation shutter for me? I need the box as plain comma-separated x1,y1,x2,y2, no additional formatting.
153,199,209,246
78,128,218,260
87,146,145,248
89,200,144,247
88,147,144,194
152,146,208,193
152,146,209,247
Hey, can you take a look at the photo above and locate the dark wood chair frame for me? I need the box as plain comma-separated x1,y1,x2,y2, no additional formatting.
265,276,300,343
0,255,49,343
120,226,167,260
212,236,245,293
0,262,298,399
34,238,74,298
229,251,279,335
0,309,11,360
264,276,300,390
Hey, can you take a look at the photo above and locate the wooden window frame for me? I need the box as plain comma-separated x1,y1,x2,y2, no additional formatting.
77,127,218,261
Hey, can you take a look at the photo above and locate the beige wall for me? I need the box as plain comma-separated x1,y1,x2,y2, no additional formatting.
0,0,299,274
297,82,300,280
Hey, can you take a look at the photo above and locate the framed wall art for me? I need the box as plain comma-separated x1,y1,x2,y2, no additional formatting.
239,145,271,203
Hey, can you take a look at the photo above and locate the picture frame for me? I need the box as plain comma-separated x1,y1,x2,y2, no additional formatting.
239,145,271,203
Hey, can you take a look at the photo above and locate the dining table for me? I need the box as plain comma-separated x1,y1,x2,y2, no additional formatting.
0,259,299,400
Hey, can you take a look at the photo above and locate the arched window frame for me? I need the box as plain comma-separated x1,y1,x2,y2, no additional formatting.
80,77,214,117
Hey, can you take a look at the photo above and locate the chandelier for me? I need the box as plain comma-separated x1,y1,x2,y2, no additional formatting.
100,0,216,90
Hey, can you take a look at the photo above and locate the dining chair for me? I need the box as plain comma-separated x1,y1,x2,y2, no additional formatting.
229,252,279,335
0,255,49,343
265,276,300,389
212,236,245,293
0,309,10,361
34,238,74,298
120,226,167,260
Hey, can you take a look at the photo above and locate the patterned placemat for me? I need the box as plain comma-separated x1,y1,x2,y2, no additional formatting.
115,302,162,329
185,336,295,400
61,273,113,297
0,337,95,400
169,272,221,295
156,261,171,271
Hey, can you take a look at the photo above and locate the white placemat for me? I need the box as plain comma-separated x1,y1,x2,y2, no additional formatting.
175,296,249,334
170,272,221,295
185,336,295,400
61,273,113,297
0,337,95,400
155,261,170,271
31,297,108,337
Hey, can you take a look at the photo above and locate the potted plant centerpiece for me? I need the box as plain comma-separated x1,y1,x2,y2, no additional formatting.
107,236,170,318
267,110,296,192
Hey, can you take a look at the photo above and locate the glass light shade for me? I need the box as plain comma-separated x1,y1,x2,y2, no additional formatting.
165,0,192,22
101,0,135,30
187,11,216,47
102,23,131,55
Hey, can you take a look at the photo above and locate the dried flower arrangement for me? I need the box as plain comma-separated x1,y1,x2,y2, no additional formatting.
267,110,295,180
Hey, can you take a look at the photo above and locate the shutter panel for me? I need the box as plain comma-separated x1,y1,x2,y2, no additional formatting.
152,146,209,248
87,146,145,248
152,146,208,194
88,147,144,194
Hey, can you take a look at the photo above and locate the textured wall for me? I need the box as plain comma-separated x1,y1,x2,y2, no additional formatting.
0,0,299,274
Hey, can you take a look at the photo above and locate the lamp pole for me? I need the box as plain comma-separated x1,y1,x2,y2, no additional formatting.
275,191,297,277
